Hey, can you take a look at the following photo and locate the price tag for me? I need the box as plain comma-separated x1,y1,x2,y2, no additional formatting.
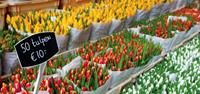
15,32,59,68
15,32,58,94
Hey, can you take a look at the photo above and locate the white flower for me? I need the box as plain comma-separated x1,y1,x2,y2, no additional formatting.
128,88,132,93
169,73,177,82
122,89,126,92
179,79,185,86
51,16,57,22
162,90,167,94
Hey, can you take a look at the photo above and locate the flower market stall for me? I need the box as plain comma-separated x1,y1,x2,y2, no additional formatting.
0,0,200,94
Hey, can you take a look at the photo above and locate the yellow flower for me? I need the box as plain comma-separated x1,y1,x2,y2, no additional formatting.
6,15,11,24
11,19,18,31
26,22,31,33
9,0,173,35
55,26,60,35
63,27,69,35
20,23,23,31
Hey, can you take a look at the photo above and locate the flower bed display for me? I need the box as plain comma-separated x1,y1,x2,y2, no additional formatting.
0,29,164,93
93,31,162,70
1,0,199,93
6,0,138,35
74,30,164,88
121,35,200,94
6,0,177,40
5,0,185,52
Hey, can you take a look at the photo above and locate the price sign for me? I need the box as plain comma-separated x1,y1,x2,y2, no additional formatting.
15,32,58,94
15,32,59,67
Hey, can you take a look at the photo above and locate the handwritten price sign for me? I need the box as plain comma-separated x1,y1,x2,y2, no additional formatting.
15,32,59,68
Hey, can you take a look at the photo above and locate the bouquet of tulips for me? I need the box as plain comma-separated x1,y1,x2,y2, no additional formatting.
133,0,154,20
0,66,37,93
65,5,92,49
39,77,77,94
66,60,110,93
6,11,69,36
75,39,110,61
174,8,200,22
0,65,78,94
0,30,23,53
0,30,24,74
133,14,195,39
40,54,78,79
46,54,77,70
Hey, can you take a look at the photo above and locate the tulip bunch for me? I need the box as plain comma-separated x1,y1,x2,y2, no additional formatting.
121,35,200,94
93,31,162,71
39,77,77,94
43,54,77,75
46,54,77,71
139,14,194,38
66,61,110,91
174,8,200,22
0,66,37,93
7,11,70,35
75,38,111,61
0,30,24,52
0,66,77,94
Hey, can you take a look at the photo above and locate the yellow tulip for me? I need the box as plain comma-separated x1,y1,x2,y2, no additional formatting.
55,26,60,35
20,23,23,31
6,15,11,24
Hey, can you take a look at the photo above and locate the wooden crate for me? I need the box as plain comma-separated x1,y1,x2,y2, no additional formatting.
7,0,59,15
0,1,7,30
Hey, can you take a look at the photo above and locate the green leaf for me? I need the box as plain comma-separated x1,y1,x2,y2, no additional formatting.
86,81,90,90
94,71,99,90
81,76,86,87
119,54,124,69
